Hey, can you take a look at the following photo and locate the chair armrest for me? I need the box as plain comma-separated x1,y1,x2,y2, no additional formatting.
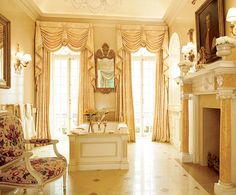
24,139,65,159
22,151,33,158
24,139,58,145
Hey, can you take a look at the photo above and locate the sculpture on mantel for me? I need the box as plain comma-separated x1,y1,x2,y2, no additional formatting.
196,47,207,71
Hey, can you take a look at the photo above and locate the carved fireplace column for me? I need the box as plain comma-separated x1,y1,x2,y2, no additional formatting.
214,76,236,195
180,83,192,163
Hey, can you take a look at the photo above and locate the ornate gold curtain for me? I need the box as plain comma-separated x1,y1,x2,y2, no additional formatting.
35,21,95,139
152,48,170,142
116,25,169,142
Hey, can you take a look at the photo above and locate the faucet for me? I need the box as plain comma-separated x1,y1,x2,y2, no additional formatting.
96,110,108,132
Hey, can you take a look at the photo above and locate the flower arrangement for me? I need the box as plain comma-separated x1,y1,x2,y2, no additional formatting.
216,36,236,46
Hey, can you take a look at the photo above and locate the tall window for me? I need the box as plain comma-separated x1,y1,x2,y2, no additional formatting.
132,48,156,137
50,47,80,138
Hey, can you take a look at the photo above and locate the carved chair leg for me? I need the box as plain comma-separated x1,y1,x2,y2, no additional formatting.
63,173,67,190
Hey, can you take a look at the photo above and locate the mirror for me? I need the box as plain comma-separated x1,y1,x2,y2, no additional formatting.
0,14,10,89
95,43,115,94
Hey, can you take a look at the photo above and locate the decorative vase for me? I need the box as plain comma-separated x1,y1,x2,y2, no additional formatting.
216,43,234,60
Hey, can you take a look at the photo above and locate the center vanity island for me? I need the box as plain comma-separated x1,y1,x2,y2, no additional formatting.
68,122,129,171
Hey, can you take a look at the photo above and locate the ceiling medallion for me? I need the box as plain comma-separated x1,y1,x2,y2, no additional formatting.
68,0,120,14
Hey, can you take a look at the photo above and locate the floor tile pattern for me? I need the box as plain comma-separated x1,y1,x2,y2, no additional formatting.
0,137,210,195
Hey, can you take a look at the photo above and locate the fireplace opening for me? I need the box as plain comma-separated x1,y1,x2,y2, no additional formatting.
203,108,220,173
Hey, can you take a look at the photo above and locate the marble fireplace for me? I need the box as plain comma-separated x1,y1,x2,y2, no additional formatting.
179,60,236,195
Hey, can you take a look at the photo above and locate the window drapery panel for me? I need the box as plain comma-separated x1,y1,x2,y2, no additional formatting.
35,21,95,139
152,50,170,142
116,24,169,142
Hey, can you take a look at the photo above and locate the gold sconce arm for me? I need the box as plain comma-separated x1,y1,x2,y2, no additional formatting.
14,44,32,73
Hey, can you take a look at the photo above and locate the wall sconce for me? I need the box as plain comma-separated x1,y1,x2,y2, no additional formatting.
14,44,32,73
226,7,236,36
178,29,196,76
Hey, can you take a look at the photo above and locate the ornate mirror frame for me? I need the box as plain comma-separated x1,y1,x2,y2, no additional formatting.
0,14,10,89
95,43,115,94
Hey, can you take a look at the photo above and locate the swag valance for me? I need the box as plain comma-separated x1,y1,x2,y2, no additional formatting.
116,24,168,76
35,21,95,83
117,25,168,52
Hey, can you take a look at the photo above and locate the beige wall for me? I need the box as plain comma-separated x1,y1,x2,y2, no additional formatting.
0,0,35,105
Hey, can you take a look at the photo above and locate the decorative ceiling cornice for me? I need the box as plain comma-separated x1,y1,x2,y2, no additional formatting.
163,0,189,26
40,13,166,23
14,0,41,21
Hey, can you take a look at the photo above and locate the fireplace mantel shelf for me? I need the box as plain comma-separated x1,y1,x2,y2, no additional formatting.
179,60,236,95
184,60,236,82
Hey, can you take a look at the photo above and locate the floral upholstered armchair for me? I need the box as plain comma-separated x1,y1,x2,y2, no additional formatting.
0,112,67,195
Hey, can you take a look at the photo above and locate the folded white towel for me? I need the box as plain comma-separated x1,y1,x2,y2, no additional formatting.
24,104,36,139
25,104,32,118
76,124,89,131
70,128,88,135
118,123,128,130
117,123,129,133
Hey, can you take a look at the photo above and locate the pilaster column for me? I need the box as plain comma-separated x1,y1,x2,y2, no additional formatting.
215,89,236,195
120,134,129,169
181,94,189,154
180,83,192,163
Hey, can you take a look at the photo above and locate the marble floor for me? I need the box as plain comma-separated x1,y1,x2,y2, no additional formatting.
177,160,218,195
1,137,211,195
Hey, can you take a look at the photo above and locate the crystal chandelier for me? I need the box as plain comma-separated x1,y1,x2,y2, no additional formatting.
69,0,119,14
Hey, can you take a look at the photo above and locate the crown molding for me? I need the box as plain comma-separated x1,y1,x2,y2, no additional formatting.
39,16,166,28
14,0,41,21
39,12,166,23
163,0,189,26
